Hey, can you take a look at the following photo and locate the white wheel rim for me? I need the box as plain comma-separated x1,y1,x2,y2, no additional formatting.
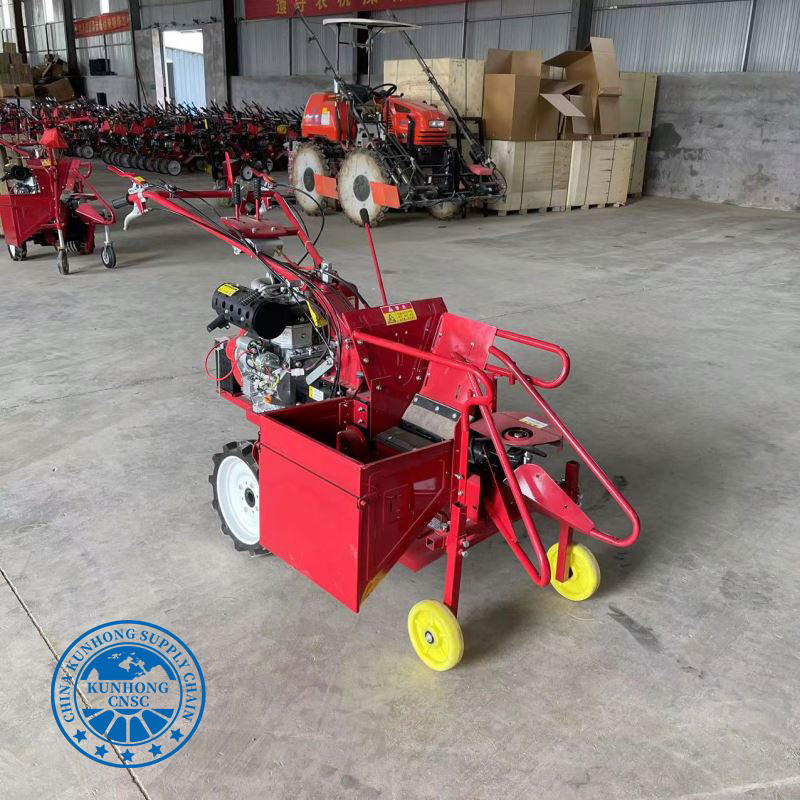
216,456,260,546
292,146,326,213
338,151,387,223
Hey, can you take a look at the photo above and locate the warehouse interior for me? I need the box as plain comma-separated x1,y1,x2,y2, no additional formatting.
1,1,799,799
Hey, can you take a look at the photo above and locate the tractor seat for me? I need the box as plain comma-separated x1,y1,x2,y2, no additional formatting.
346,83,373,104
220,216,296,239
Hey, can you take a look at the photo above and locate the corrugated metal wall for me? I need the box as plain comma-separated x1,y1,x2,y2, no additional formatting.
73,0,133,76
6,0,800,89
165,45,205,106
237,0,572,78
747,0,800,72
592,1,751,73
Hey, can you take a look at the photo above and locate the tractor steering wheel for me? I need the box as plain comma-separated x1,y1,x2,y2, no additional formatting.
370,83,397,101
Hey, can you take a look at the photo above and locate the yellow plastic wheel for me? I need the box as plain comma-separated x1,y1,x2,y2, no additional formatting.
407,599,464,671
547,542,601,602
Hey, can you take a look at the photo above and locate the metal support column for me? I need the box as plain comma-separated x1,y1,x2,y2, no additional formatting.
569,0,593,50
11,0,25,61
741,0,758,72
61,0,79,76
222,0,239,97
128,0,142,106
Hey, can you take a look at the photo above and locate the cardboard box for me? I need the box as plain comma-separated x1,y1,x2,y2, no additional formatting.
384,58,484,118
535,79,585,139
545,37,622,135
482,48,542,141
44,78,74,102
0,83,34,98
619,72,657,134
629,136,648,195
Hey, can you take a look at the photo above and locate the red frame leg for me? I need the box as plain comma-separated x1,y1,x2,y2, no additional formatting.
555,461,580,582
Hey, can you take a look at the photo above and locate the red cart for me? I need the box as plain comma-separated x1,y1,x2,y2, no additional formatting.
0,132,117,275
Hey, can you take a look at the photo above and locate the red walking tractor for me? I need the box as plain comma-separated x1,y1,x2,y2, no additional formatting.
112,164,640,670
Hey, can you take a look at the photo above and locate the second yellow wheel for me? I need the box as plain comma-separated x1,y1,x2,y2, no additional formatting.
407,599,464,671
547,542,601,602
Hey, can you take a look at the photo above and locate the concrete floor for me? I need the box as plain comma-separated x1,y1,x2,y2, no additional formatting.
2,170,799,800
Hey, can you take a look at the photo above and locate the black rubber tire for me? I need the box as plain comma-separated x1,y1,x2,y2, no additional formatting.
428,200,464,221
57,250,70,275
210,441,268,554
7,243,26,261
101,244,117,268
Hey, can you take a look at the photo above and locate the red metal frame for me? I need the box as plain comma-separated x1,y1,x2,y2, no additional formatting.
0,138,116,253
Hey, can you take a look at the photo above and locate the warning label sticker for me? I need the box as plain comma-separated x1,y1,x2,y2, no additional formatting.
381,304,417,325
217,283,240,297
520,416,549,429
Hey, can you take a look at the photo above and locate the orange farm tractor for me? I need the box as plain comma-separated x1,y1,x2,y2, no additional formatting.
290,14,505,226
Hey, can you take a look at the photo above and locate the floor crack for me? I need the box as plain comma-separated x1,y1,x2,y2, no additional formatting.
0,565,153,800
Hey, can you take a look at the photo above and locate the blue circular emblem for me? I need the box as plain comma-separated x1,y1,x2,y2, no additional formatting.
51,620,205,767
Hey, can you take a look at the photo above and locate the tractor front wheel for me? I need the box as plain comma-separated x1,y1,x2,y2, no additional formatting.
428,200,464,221
210,441,267,554
290,142,331,216
337,149,390,227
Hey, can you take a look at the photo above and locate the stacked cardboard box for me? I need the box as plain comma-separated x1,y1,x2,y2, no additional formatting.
478,38,656,212
0,45,34,99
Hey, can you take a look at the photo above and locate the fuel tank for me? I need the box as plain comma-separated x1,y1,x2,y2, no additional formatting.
301,92,354,143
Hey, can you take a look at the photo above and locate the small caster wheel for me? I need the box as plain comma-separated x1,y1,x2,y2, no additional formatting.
407,599,464,671
547,543,601,602
7,243,26,261
101,244,117,269
56,250,70,275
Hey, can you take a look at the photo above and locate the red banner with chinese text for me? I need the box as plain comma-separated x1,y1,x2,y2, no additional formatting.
244,0,464,21
74,11,131,38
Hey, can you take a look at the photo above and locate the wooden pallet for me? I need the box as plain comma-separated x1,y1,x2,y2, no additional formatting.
484,205,566,217
564,202,626,211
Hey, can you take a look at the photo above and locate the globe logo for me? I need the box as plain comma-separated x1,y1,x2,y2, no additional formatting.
51,621,205,767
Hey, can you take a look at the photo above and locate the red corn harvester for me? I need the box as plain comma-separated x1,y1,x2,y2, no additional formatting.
112,163,640,670
0,130,118,275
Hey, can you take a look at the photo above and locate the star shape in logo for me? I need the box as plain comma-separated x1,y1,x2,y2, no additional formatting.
95,744,109,758
148,744,162,757
120,749,135,762
73,729,87,743
170,728,184,742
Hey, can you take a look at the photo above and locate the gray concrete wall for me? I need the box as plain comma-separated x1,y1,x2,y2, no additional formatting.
230,75,330,110
202,22,228,107
647,73,800,212
82,76,138,105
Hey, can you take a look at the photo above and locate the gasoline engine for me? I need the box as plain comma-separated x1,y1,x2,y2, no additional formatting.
208,280,334,412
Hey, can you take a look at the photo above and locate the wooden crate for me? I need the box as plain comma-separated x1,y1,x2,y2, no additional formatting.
628,136,648,196
566,139,634,207
619,72,658,135
384,58,484,118
484,140,525,213
608,138,635,204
